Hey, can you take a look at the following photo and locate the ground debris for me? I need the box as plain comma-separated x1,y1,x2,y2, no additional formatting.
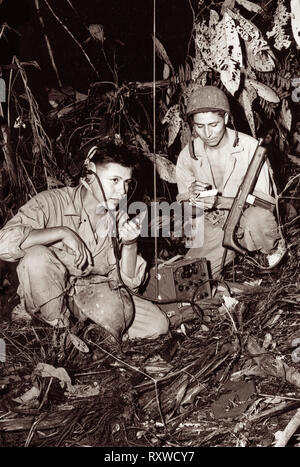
0,220,300,447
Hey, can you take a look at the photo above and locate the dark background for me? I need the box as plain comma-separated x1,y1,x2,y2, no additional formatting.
0,0,194,92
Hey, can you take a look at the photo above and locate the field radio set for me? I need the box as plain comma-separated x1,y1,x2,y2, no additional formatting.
144,256,211,314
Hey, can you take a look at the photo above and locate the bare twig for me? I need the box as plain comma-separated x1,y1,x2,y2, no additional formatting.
13,56,56,185
16,154,38,196
34,0,62,87
42,0,99,78
65,0,81,18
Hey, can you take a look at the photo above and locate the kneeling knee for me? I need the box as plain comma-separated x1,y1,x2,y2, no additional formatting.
18,245,54,270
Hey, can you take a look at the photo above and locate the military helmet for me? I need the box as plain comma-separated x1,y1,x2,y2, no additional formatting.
186,86,230,116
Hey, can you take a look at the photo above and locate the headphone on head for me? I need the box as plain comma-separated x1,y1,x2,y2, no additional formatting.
80,144,138,205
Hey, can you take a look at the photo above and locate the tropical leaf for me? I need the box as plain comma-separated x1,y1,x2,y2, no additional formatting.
68,332,90,353
88,24,105,44
194,20,215,69
244,40,276,71
147,153,177,184
162,104,178,124
168,110,181,147
240,88,256,137
135,134,177,183
166,86,172,105
162,105,182,147
221,0,236,15
235,0,262,12
209,8,220,29
176,63,192,84
228,9,276,71
227,9,260,40
223,13,243,94
245,79,280,103
266,0,291,50
191,47,210,81
153,35,174,72
180,120,191,150
135,134,151,154
163,63,170,79
185,61,192,82
210,13,242,95
291,0,300,48
244,64,257,80
279,99,292,131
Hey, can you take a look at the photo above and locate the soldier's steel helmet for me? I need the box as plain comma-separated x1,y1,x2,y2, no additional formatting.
186,86,230,116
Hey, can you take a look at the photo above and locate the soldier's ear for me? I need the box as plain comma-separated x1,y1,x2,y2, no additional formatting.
87,161,97,174
224,113,229,125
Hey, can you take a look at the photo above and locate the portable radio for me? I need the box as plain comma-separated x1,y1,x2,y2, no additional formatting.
144,256,211,314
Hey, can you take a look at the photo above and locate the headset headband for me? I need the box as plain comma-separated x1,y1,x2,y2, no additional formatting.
84,145,99,166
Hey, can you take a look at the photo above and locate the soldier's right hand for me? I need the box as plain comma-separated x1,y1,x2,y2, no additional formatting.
188,181,211,198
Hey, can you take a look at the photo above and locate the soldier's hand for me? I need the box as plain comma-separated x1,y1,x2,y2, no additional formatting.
188,181,212,198
61,227,93,269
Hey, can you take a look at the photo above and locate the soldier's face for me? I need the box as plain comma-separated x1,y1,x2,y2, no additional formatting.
95,162,133,209
193,112,227,147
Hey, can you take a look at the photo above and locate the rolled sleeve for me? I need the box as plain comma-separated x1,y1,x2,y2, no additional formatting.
0,225,33,261
109,254,147,290
0,194,49,262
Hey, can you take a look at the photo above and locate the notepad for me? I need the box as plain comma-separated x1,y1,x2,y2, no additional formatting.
194,189,218,198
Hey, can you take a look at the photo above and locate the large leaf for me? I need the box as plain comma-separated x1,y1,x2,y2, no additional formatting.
244,40,276,71
147,154,177,184
135,134,150,154
191,44,205,81
135,135,177,183
279,99,292,131
240,88,257,137
221,0,236,14
88,24,105,44
162,105,182,147
68,332,90,353
235,0,262,12
228,9,276,71
245,79,280,103
153,35,174,72
291,0,300,48
180,121,192,149
210,14,243,95
163,63,170,79
223,13,243,94
194,10,220,71
209,8,220,29
266,0,291,50
194,20,215,69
